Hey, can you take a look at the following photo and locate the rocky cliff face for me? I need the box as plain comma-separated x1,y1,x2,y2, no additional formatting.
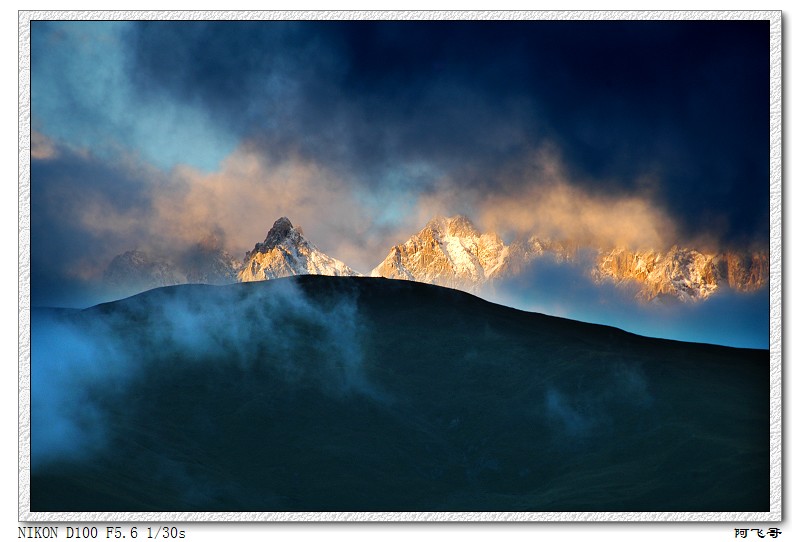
370,215,515,291
370,216,588,291
238,217,360,282
594,247,768,302
103,218,358,294
371,215,768,303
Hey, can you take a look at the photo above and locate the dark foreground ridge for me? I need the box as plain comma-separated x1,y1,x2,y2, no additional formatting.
30,275,769,512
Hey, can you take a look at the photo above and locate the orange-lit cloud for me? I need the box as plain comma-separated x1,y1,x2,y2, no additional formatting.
31,130,58,160
65,144,421,278
148,148,379,273
475,148,678,251
71,143,681,282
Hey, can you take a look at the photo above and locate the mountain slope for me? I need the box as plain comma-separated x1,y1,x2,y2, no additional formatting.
31,276,769,512
239,217,360,281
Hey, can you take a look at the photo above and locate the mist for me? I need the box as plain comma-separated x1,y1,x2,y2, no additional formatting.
30,279,378,472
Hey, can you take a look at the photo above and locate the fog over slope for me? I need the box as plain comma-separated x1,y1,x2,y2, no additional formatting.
31,276,768,512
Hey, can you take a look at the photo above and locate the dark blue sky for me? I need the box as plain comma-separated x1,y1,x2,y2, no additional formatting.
122,20,769,245
29,19,772,346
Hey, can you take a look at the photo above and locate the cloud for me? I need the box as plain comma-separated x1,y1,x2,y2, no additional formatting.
149,148,408,274
545,389,593,438
31,138,437,307
543,361,653,442
31,22,236,172
31,308,136,467
31,279,379,471
29,21,769,312
122,20,769,250
406,146,679,251
30,142,168,307
32,21,768,269
475,148,679,251
31,131,58,160
27,136,743,312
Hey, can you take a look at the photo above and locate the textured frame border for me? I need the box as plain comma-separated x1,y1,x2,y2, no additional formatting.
17,9,783,523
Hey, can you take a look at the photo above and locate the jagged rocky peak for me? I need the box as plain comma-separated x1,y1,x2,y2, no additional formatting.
239,217,360,282
594,246,768,302
594,246,717,302
371,214,518,291
442,214,480,238
100,213,768,305
246,216,299,258
596,247,661,283
263,216,295,248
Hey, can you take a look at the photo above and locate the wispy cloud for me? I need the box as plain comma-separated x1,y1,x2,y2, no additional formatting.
31,130,58,160
32,279,380,471
476,148,678,251
150,148,388,273
39,142,404,281
30,138,696,302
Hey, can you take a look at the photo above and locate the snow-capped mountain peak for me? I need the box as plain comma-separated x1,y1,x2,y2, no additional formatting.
259,216,296,251
371,214,768,303
238,217,360,282
101,214,768,305
370,215,514,291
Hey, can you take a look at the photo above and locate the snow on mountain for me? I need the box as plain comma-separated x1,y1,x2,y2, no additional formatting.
103,218,356,295
594,247,718,302
370,215,594,292
102,213,767,304
371,214,768,303
238,217,360,282
370,215,517,291
594,247,768,302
